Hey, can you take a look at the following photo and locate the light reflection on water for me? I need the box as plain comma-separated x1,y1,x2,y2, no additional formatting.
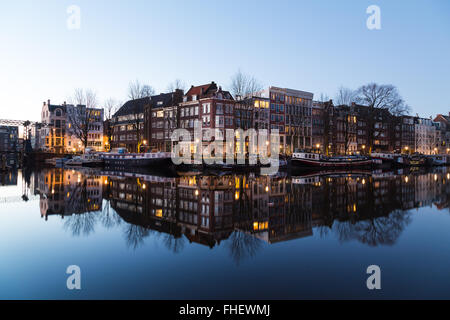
1,167,450,299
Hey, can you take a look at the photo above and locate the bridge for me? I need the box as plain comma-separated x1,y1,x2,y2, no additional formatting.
0,194,40,204
0,119,41,127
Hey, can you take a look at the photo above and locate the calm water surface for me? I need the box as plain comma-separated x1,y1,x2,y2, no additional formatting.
1,167,450,299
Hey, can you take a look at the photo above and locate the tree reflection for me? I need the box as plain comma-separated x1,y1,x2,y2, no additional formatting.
333,209,412,246
124,224,150,249
100,201,122,229
63,211,98,237
162,234,185,254
227,230,263,265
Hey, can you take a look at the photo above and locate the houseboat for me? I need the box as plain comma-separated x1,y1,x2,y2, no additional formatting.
291,152,375,169
64,149,104,167
101,148,172,168
371,153,409,167
409,154,429,167
427,155,450,166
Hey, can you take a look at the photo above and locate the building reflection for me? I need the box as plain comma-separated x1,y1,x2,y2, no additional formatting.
35,168,104,220
33,167,450,257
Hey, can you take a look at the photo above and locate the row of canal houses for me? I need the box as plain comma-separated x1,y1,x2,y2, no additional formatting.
28,81,450,156
108,82,450,156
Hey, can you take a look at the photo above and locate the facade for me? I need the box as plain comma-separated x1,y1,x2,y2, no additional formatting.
333,105,358,155
353,104,393,153
0,125,19,153
261,87,314,155
110,98,148,152
234,96,270,131
400,115,415,154
39,100,104,153
414,117,436,155
433,113,450,154
178,82,235,155
144,90,183,152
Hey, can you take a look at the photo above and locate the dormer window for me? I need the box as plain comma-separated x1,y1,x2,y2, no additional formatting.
55,109,62,117
192,95,197,101
157,101,163,106
183,96,187,102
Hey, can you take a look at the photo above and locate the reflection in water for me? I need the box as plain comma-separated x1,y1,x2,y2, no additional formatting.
16,167,450,262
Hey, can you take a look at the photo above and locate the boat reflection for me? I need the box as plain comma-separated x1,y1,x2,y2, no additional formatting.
28,167,450,261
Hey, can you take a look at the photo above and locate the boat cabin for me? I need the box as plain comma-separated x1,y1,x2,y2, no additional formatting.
371,153,395,160
292,152,321,161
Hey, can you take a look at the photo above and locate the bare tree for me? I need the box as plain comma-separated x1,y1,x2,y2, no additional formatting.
128,80,155,100
67,89,99,150
335,86,356,106
355,83,410,116
230,69,263,99
104,98,121,121
355,83,411,153
317,94,333,155
166,79,186,92
104,98,122,150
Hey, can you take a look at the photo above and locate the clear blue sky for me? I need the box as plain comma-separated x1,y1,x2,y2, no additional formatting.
0,0,449,121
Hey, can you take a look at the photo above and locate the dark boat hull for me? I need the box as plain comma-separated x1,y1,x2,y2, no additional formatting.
103,157,173,169
292,158,373,169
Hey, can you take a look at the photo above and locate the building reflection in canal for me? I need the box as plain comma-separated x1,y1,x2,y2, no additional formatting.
26,167,450,261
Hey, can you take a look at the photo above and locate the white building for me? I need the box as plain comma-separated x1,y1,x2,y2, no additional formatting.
39,100,104,153
414,117,436,155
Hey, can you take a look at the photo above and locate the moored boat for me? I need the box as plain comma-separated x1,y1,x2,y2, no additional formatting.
291,152,375,169
101,148,172,168
427,155,450,166
371,153,408,167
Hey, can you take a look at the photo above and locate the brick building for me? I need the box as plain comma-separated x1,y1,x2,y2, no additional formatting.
260,87,314,155
178,82,235,155
144,90,183,152
110,97,148,152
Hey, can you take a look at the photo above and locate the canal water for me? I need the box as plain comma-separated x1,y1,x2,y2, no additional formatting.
1,167,450,299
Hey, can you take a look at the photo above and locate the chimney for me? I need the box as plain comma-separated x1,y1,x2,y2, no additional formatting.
48,99,51,106
43,101,46,106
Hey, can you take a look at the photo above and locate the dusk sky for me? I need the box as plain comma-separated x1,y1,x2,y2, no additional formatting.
0,0,449,121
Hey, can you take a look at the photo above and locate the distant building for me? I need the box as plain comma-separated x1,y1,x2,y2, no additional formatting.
0,125,19,153
0,125,19,168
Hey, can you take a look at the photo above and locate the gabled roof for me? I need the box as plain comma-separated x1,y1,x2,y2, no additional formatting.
185,82,217,98
114,97,150,117
47,104,68,113
434,114,450,123
184,82,235,102
147,91,183,109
